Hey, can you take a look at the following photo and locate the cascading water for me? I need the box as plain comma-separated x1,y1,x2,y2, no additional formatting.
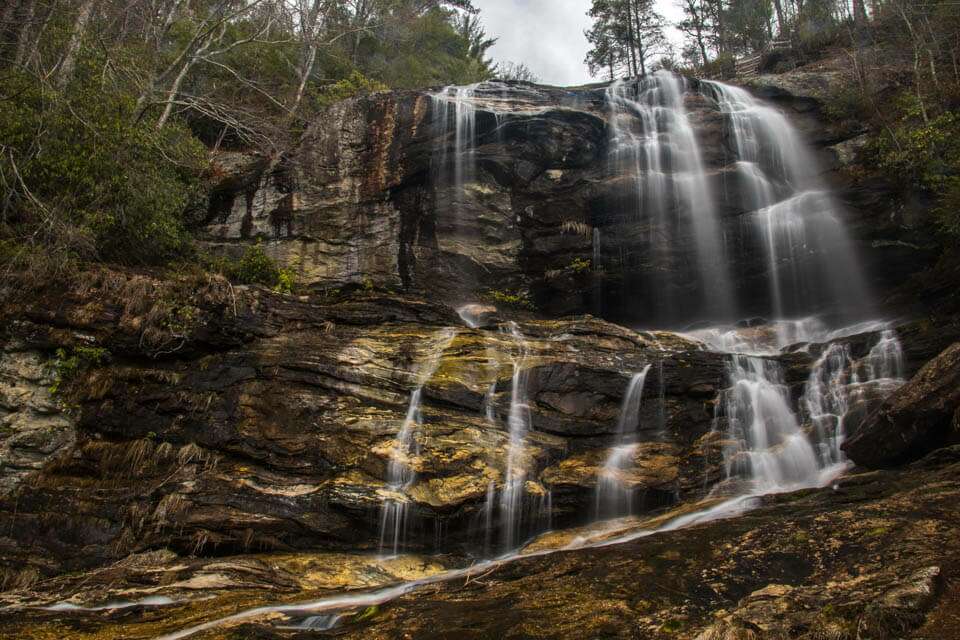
432,84,478,202
802,330,905,467
604,72,734,324
723,355,822,492
379,328,457,556
721,327,906,493
705,81,872,321
497,322,534,552
157,77,917,640
595,365,652,519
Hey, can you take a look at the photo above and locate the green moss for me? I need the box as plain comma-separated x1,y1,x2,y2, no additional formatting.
353,604,380,622
660,618,685,633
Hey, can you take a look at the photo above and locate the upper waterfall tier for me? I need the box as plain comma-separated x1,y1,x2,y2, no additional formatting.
203,73,908,329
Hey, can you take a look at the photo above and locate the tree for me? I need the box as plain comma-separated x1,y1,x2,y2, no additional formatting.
585,0,669,79
0,0,501,276
678,0,714,67
496,61,540,83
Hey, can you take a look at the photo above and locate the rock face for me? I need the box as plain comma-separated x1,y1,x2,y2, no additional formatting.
2,64,960,639
5,446,960,639
203,75,933,327
0,269,738,583
844,342,960,468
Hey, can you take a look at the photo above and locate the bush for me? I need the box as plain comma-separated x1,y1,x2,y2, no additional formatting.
206,243,295,293
0,70,207,268
869,94,960,236
49,346,110,396
486,288,535,310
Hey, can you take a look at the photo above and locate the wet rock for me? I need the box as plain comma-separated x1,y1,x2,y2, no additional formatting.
199,75,925,326
0,343,75,495
844,342,960,467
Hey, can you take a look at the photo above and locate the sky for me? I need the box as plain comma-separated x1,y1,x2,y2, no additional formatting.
472,0,684,86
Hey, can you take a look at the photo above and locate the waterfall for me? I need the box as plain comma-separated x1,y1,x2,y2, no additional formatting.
605,72,734,324
432,84,478,188
595,365,652,519
722,327,906,494
802,330,905,467
431,85,479,243
865,330,905,381
723,355,821,493
705,81,872,320
379,328,457,556
498,322,533,551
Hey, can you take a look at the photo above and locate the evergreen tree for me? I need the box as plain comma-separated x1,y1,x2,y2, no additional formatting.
584,0,669,79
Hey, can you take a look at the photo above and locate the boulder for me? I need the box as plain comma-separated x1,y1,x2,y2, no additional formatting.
843,342,960,467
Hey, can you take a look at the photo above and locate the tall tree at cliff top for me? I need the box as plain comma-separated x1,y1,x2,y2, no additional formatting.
0,0,497,275
585,0,669,78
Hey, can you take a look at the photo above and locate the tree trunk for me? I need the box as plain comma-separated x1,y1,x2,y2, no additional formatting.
12,0,38,67
56,0,97,88
155,54,195,129
772,0,785,37
633,0,646,76
625,0,639,77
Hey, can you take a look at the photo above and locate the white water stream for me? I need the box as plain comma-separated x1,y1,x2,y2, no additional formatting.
379,328,457,556
595,365,652,519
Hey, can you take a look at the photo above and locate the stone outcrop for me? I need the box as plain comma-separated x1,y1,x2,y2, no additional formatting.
202,73,934,327
5,445,960,639
0,268,738,584
844,342,960,468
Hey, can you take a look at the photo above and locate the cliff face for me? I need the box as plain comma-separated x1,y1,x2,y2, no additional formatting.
2,69,960,639
201,75,937,326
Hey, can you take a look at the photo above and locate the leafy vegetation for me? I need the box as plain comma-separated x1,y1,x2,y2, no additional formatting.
205,243,295,293
0,0,498,283
568,257,592,274
486,289,535,310
48,346,110,396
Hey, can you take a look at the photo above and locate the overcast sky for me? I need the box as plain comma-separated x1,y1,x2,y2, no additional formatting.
473,0,684,86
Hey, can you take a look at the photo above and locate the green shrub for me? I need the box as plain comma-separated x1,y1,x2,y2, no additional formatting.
824,85,871,125
49,346,109,395
568,257,592,274
0,69,207,267
486,289,535,310
205,243,296,293
869,94,960,236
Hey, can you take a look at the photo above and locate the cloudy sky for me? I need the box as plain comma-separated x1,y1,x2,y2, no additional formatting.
472,0,684,86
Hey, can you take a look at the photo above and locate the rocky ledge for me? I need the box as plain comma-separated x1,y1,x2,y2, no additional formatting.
3,445,960,639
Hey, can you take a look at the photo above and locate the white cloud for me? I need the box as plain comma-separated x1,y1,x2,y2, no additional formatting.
473,0,685,86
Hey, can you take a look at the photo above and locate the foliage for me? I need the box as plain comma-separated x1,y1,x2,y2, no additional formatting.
49,346,110,396
823,84,871,125
0,0,499,283
868,94,960,236
0,68,207,271
569,257,592,273
313,72,389,110
585,0,669,79
206,244,295,293
486,288,535,310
